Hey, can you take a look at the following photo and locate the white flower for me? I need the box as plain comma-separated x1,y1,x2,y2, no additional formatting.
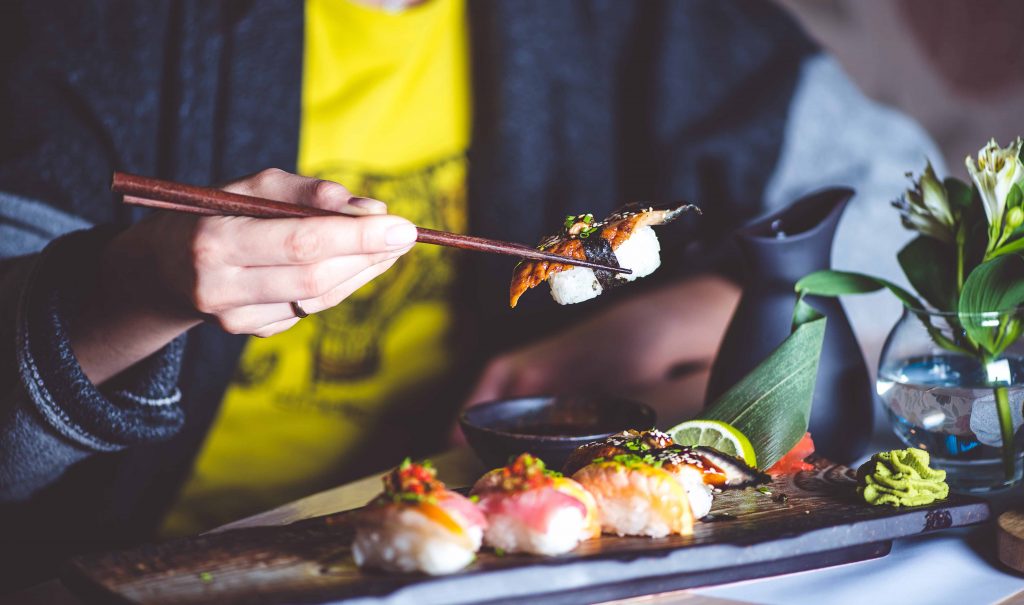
894,161,954,243
965,137,1024,231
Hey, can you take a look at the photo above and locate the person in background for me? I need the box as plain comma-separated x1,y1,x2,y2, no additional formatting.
0,0,939,589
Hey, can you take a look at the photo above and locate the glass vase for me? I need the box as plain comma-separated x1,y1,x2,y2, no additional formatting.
877,307,1024,492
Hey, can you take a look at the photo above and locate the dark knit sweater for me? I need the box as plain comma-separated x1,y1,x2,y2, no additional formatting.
0,0,813,588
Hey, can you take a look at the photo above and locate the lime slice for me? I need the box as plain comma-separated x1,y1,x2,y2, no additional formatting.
666,419,758,467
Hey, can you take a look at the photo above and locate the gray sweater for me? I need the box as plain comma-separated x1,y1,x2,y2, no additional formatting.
0,0,938,588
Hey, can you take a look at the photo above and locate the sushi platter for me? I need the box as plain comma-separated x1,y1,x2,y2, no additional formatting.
63,457,988,605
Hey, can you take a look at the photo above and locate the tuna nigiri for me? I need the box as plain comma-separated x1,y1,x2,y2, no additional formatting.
353,459,487,575
471,454,599,556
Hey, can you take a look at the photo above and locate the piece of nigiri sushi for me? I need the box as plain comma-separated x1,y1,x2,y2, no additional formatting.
647,445,769,519
353,459,487,575
573,454,694,538
564,430,768,519
470,454,599,556
562,429,675,476
509,203,699,308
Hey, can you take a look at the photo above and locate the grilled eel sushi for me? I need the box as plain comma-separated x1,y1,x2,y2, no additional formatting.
565,430,768,520
470,453,600,556
509,203,699,308
353,459,487,575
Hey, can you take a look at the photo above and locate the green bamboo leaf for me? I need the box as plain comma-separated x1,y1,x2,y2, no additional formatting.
958,254,1024,356
897,236,958,311
791,295,823,330
701,317,826,469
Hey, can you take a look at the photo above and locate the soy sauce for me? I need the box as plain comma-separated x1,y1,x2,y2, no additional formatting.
514,423,608,437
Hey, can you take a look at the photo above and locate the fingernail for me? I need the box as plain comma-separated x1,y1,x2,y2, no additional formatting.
386,223,418,246
318,181,348,200
349,197,385,210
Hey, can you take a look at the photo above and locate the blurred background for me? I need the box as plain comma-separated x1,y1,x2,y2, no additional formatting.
777,0,1024,170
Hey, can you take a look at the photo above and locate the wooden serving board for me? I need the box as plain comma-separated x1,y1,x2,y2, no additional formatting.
63,462,990,605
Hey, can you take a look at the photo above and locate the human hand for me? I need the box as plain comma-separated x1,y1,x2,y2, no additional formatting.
456,275,740,442
142,168,415,335
74,169,415,383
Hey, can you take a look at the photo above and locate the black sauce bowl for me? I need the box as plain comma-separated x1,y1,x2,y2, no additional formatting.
458,396,657,472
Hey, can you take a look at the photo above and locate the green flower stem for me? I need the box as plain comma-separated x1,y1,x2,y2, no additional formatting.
956,224,966,292
994,383,1016,481
985,236,1024,261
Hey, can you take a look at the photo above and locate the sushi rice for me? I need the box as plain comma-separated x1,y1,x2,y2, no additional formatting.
471,454,600,556
573,458,694,538
480,496,586,556
353,459,486,575
353,501,484,575
548,225,661,305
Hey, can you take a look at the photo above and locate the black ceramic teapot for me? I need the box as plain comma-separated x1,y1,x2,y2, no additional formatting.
706,188,872,464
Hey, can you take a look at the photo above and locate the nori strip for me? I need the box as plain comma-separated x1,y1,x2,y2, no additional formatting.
581,234,621,291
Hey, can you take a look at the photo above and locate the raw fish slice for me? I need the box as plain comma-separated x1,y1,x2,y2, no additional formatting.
551,476,602,540
353,459,485,575
436,490,489,532
471,454,598,555
353,501,482,575
573,458,694,537
475,486,587,534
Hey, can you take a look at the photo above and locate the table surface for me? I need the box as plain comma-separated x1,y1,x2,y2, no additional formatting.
5,444,1024,605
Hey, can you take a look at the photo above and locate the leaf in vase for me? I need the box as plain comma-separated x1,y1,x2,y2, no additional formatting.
795,269,974,355
793,270,883,296
795,270,924,310
958,254,1024,357
700,317,826,470
898,236,958,311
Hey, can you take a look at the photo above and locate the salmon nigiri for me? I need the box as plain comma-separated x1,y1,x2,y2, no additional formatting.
573,453,695,538
353,459,487,575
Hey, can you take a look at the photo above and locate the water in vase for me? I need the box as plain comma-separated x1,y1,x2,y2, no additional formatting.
876,355,1024,492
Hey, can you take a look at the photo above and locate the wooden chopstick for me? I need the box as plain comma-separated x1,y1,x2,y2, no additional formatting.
111,172,632,275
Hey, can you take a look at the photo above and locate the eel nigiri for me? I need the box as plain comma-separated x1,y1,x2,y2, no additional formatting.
564,430,767,519
470,453,600,556
353,459,487,575
509,203,699,308
562,429,675,476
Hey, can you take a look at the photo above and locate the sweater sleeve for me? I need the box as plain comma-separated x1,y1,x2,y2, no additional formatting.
0,193,187,501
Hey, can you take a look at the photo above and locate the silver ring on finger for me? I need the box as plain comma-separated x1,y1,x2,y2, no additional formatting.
290,300,310,319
